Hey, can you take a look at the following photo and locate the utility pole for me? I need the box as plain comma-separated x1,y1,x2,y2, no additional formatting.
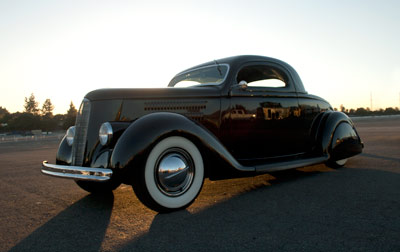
398,92,400,109
370,92,373,111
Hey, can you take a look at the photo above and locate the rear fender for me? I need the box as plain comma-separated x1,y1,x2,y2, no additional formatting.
330,122,363,160
318,111,363,159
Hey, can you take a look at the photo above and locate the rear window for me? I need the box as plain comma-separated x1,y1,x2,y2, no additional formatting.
236,65,288,88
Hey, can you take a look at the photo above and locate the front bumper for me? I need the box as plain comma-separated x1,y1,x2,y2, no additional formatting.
41,161,112,181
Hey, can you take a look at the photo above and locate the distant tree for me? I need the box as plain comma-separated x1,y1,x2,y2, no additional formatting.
384,107,397,114
53,114,66,128
0,106,9,121
339,104,349,114
340,104,345,113
0,106,10,132
24,93,39,114
41,115,58,133
355,107,369,116
64,101,77,129
7,112,41,131
41,98,54,117
66,101,78,117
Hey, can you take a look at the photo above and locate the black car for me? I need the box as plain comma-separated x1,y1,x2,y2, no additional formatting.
42,55,363,212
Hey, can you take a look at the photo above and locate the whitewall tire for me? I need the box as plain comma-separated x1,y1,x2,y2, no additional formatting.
133,136,204,212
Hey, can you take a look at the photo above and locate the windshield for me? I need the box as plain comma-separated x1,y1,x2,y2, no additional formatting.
168,64,229,87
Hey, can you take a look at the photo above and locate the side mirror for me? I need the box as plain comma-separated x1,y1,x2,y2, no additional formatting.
238,80,248,89
231,80,248,90
229,80,248,96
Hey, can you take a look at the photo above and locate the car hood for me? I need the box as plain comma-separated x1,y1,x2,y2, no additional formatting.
85,87,221,101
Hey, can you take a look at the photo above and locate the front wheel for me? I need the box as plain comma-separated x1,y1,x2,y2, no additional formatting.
132,136,204,212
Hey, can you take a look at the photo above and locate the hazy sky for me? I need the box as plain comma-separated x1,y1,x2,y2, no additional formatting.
1,0,399,114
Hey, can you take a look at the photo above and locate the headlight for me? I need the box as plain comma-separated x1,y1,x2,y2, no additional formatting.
66,126,75,146
99,122,113,146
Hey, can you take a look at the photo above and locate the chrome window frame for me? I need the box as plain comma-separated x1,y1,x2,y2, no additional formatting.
170,64,230,87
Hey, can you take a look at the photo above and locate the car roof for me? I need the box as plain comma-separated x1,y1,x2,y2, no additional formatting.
173,55,307,93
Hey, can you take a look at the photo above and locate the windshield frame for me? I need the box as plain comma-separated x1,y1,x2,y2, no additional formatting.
168,64,230,87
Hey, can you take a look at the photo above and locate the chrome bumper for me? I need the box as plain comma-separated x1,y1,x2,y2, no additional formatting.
41,161,112,181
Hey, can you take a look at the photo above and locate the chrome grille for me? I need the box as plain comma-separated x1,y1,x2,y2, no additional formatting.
72,98,91,166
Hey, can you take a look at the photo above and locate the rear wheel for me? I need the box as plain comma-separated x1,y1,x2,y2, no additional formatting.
132,136,204,212
326,158,348,168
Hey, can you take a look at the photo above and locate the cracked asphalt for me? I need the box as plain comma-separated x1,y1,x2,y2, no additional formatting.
0,116,399,251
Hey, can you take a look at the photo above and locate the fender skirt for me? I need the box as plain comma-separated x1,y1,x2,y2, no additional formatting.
319,111,363,160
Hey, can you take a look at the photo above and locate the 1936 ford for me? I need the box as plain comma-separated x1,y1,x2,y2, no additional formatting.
42,55,363,212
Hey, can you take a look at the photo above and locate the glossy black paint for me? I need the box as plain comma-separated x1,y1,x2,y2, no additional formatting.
318,111,358,155
226,91,302,160
56,136,72,165
109,112,254,182
55,55,363,182
330,122,363,160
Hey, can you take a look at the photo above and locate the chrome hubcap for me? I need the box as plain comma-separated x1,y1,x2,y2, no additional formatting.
155,148,194,196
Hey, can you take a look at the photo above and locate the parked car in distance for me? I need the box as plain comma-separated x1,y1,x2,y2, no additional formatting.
42,55,363,212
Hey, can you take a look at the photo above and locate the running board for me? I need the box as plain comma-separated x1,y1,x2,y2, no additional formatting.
254,155,329,173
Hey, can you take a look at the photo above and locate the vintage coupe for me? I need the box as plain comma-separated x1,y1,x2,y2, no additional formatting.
42,55,363,212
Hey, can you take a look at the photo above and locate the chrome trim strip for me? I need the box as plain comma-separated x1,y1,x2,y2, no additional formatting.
255,155,329,173
41,161,112,181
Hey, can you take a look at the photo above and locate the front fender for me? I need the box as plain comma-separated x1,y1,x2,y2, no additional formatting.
56,135,72,165
110,112,253,176
319,111,363,158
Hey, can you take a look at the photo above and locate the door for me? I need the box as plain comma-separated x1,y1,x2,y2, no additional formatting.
226,62,306,162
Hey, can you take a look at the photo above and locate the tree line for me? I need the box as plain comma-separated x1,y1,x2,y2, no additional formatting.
336,105,400,116
0,93,77,134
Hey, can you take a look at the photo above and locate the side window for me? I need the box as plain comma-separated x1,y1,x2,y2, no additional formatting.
236,65,288,88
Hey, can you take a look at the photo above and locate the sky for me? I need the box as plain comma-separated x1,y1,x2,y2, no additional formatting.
1,0,399,114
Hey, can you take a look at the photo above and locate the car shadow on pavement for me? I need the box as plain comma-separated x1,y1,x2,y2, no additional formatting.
10,193,114,252
361,153,400,163
114,168,330,252
116,167,400,252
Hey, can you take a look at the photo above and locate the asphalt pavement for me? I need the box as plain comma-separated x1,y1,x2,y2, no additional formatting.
0,116,399,251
